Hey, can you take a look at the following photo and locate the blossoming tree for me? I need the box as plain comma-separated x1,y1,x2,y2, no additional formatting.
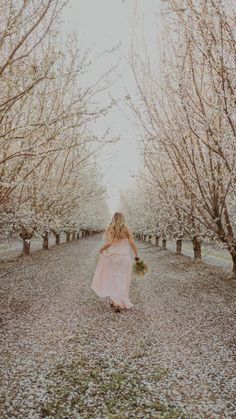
126,0,236,276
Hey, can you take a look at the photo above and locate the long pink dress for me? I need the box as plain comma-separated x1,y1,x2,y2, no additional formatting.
91,238,134,308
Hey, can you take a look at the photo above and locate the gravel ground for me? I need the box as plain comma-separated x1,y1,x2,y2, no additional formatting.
0,234,236,419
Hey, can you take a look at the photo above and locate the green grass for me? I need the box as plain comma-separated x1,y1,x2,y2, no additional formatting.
0,244,9,250
40,335,186,418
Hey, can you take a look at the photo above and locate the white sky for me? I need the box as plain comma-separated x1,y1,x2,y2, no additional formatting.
62,0,162,212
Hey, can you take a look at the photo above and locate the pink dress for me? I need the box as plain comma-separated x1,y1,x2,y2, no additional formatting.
91,238,134,308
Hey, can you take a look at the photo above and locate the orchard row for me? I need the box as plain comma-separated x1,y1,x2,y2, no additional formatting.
0,1,110,256
122,0,236,278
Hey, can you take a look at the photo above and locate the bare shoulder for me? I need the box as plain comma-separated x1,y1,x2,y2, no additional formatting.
127,229,135,242
102,231,111,245
102,232,107,241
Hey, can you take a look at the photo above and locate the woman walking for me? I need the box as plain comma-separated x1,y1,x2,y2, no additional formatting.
91,212,139,312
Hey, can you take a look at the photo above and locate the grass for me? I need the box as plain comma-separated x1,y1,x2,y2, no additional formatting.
0,244,9,250
40,337,185,419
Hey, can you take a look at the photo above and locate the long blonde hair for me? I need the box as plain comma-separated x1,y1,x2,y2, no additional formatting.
106,212,132,243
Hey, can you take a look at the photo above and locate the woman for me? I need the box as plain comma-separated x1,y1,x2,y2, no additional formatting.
91,212,139,312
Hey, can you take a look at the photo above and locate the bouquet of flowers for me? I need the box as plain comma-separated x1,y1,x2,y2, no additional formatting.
133,257,149,277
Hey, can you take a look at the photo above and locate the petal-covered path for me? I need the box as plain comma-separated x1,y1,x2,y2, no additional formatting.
0,235,236,419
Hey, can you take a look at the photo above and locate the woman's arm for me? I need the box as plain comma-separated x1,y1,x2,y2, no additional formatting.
99,231,112,254
99,242,112,254
128,233,139,259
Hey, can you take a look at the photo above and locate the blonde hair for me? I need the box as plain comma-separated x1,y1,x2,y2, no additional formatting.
105,212,132,243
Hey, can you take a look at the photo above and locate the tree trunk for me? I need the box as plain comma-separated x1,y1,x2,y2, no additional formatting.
66,232,71,242
162,237,167,250
230,251,236,279
72,231,76,241
77,232,80,239
42,232,49,250
192,237,201,259
22,239,31,256
155,236,160,247
175,239,182,255
55,233,60,245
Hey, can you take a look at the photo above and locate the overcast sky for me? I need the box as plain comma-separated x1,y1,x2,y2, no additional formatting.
62,0,162,213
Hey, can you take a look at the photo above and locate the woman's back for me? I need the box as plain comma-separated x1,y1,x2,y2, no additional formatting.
107,238,131,256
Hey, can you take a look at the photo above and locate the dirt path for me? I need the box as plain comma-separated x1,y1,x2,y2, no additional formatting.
0,235,236,418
